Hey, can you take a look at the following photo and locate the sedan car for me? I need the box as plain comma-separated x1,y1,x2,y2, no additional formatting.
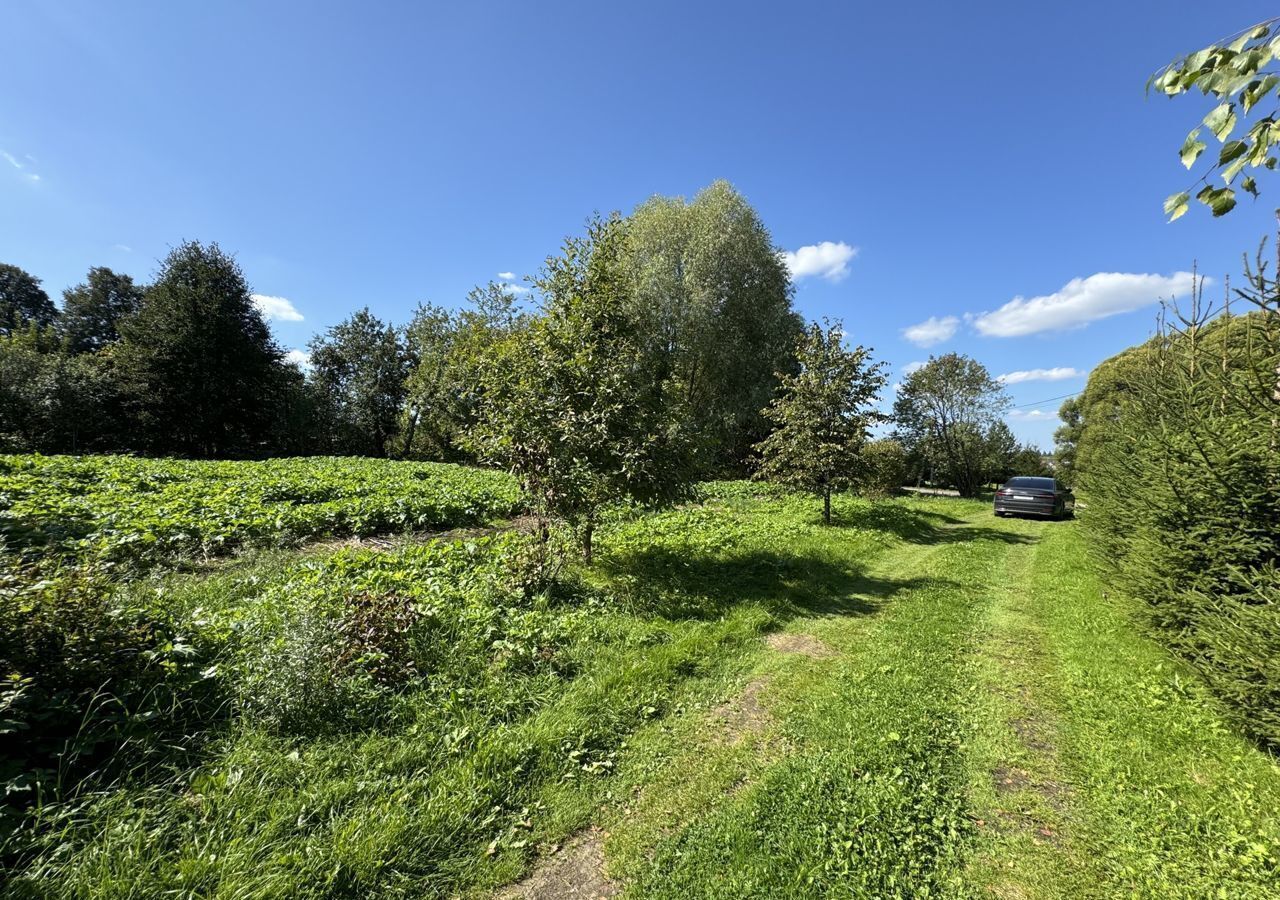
994,476,1074,519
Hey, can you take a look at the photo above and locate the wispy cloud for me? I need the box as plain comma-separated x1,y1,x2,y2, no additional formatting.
252,294,304,322
902,315,958,348
781,241,858,283
973,272,1199,337
2,149,41,184
502,284,530,296
996,366,1084,385
284,348,312,370
112,244,133,253
902,360,926,375
497,271,516,281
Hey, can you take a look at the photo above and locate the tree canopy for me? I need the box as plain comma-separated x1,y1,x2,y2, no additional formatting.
754,320,886,524
624,181,803,473
892,354,1011,497
309,308,408,457
470,216,697,561
115,241,284,456
60,267,145,354
0,263,57,335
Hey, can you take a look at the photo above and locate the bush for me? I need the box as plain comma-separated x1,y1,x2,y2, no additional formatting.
856,439,908,498
0,566,223,839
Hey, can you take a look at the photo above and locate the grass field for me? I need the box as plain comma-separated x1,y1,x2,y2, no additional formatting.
3,460,1278,897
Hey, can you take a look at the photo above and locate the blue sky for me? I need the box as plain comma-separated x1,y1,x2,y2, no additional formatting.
3,1,1277,446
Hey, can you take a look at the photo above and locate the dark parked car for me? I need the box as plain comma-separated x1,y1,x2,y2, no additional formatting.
994,476,1074,519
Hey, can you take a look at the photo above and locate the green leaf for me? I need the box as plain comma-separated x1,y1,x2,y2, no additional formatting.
1242,175,1259,197
1222,152,1250,183
1219,140,1248,165
1213,138,1244,167
1196,185,1237,216
1243,73,1280,112
1250,24,1271,41
1163,191,1191,222
1203,102,1237,141
1180,130,1208,168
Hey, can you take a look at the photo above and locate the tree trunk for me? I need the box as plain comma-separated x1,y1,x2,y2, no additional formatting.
400,406,419,459
582,521,594,565
823,486,832,526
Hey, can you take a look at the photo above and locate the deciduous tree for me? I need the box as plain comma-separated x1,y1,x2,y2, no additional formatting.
60,267,145,353
1152,19,1280,219
470,216,696,562
892,354,1010,497
624,181,803,473
0,263,56,335
309,308,408,457
754,320,886,524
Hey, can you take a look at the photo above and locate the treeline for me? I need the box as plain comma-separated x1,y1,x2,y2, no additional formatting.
1058,244,1280,747
0,182,803,470
1,179,1048,495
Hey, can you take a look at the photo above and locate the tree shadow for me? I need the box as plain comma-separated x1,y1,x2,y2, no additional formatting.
832,504,1039,546
599,546,955,623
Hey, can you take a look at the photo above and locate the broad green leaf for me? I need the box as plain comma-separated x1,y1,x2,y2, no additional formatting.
1196,185,1237,216
1219,140,1248,165
1250,24,1271,41
1223,152,1250,183
1243,73,1280,112
1180,130,1208,168
1242,175,1260,197
1164,191,1191,221
1203,102,1237,141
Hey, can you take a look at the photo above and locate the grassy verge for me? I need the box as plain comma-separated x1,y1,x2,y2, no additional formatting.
962,517,1280,898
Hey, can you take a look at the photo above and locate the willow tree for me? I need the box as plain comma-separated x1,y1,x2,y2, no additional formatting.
624,181,803,473
755,320,886,525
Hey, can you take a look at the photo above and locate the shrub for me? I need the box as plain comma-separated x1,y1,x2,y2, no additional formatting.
856,439,908,498
1075,250,1280,747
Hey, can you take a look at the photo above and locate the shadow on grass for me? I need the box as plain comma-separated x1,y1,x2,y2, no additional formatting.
600,547,956,622
833,504,1039,547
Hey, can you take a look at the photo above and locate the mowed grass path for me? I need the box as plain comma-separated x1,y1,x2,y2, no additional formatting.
596,502,1280,898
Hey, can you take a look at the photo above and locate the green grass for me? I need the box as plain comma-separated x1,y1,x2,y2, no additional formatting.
4,467,1279,898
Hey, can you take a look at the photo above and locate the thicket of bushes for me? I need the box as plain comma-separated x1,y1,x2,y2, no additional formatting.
1069,247,1280,747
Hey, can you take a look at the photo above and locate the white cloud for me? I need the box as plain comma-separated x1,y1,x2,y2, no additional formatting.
284,348,312,370
252,294,304,322
781,241,858,283
996,366,1084,385
3,149,40,184
1008,409,1059,421
902,315,958,347
973,272,1199,337
112,244,133,253
497,271,516,281
902,360,926,375
501,283,530,296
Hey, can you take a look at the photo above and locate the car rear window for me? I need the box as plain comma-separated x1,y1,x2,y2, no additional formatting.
1006,476,1055,490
